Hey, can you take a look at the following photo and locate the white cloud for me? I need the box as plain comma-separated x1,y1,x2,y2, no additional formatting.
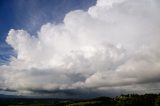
1,0,160,97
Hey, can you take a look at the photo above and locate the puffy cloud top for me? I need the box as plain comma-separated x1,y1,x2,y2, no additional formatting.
1,0,160,98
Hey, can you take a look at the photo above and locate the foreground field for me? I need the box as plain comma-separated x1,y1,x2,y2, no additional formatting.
0,94,160,106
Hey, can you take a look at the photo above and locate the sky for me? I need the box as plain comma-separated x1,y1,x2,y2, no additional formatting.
0,0,96,65
0,0,160,98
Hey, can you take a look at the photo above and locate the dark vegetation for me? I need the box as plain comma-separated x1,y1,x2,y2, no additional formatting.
0,94,160,106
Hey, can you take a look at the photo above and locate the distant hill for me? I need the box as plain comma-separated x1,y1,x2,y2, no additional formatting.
0,93,160,106
0,94,23,98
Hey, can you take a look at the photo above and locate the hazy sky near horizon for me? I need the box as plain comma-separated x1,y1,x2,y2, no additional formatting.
1,0,160,98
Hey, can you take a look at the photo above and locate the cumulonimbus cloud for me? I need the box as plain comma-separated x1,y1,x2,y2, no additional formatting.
1,0,160,97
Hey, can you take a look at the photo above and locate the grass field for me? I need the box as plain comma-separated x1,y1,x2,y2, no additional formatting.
0,94,160,106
